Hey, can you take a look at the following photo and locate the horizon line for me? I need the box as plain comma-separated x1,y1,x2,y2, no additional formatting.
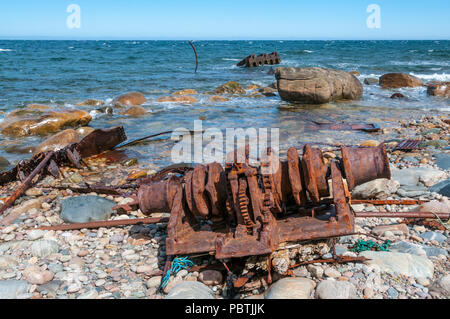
0,37,449,41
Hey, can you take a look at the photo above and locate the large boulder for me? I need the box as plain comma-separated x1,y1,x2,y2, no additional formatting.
60,195,117,223
34,129,80,155
112,92,146,107
379,73,424,89
1,109,91,137
274,67,363,104
427,81,450,98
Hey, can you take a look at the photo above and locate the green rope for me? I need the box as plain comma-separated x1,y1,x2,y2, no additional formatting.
351,239,391,253
431,212,450,231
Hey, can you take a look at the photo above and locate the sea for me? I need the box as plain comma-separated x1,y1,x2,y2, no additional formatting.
0,40,449,168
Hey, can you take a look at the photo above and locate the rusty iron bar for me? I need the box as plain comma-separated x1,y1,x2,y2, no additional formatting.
351,199,428,205
37,217,169,231
0,152,54,215
289,255,368,269
354,211,450,219
188,41,199,73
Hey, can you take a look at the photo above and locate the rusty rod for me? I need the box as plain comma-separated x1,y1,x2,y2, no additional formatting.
354,211,450,219
289,256,367,269
37,217,169,231
0,152,54,215
188,40,198,73
351,199,428,205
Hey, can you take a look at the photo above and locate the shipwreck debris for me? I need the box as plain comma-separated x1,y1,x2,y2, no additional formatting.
0,127,127,215
137,143,392,259
237,52,281,68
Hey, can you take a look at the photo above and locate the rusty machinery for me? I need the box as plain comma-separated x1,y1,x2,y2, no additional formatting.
237,52,281,68
137,143,391,259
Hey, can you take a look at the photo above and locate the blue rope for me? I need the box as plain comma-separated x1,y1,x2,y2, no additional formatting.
160,256,194,290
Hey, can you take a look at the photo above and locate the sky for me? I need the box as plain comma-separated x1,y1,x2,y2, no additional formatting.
0,0,449,40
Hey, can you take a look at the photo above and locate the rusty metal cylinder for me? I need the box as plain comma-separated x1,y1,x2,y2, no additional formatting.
138,176,181,215
341,143,391,191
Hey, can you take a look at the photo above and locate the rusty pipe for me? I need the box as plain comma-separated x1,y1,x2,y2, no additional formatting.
354,211,450,219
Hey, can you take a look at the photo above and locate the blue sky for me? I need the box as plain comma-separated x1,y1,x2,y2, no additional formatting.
0,0,449,40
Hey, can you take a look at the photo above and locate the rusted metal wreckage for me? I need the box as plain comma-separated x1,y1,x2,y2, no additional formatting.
0,127,127,214
137,143,392,259
237,52,281,68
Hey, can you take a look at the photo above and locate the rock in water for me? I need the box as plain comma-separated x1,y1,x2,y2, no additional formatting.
379,73,424,89
165,281,215,299
315,280,358,299
274,67,363,104
34,129,80,155
427,81,450,97
364,78,379,85
1,109,91,137
0,280,30,299
351,179,400,199
265,278,316,299
31,240,59,258
112,92,146,107
213,81,246,95
120,106,147,117
0,156,10,170
60,195,117,223
360,251,434,279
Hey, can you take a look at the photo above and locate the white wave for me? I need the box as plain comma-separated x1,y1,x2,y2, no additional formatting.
303,50,314,53
0,48,12,52
222,58,239,61
410,72,450,81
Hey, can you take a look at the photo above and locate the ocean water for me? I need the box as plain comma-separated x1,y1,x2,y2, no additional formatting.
0,40,449,167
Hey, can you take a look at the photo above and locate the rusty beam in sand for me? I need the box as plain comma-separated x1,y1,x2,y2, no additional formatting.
38,217,170,231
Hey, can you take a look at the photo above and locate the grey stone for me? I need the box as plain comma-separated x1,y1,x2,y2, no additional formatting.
392,167,446,188
165,281,215,299
0,280,30,299
60,195,117,223
77,289,99,299
0,256,18,270
434,153,450,170
360,251,434,279
389,241,447,257
352,179,400,200
36,280,62,295
265,278,316,299
387,287,399,299
315,280,358,299
27,229,46,241
430,179,450,197
419,231,446,243
440,275,450,295
31,240,59,257
0,240,31,254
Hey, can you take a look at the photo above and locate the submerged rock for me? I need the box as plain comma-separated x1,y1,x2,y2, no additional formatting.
156,96,197,103
76,99,104,106
265,278,316,299
112,92,146,107
120,105,147,117
1,109,92,137
379,73,424,89
360,251,434,279
165,281,215,299
213,81,246,95
34,129,80,155
172,89,197,95
209,95,229,102
315,280,358,299
60,195,117,223
427,81,450,98
275,67,363,104
364,78,379,85
0,156,10,170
